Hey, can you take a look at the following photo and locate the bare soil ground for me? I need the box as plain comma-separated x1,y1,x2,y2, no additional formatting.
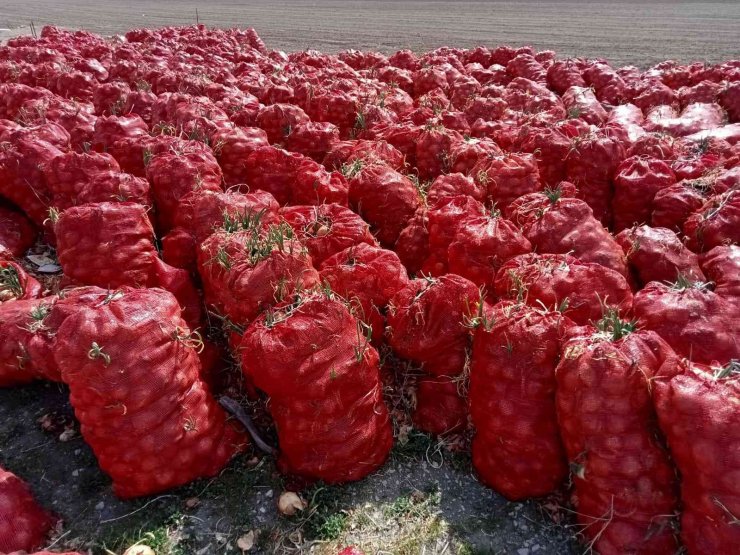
0,1,739,67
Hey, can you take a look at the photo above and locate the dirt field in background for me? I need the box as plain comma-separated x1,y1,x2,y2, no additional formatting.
1,0,739,67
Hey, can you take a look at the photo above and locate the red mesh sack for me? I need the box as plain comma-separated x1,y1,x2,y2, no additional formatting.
54,286,247,498
612,156,677,231
562,86,608,125
651,181,708,231
415,126,463,180
285,121,340,162
146,147,223,232
394,208,429,275
719,81,740,123
516,126,571,188
412,375,467,435
0,136,62,225
446,137,502,176
615,225,704,287
346,161,421,247
701,245,740,301
547,60,586,95
0,205,36,257
679,80,723,107
605,104,647,147
319,243,409,344
210,126,269,186
507,188,629,277
0,259,42,302
506,55,547,84
372,122,422,168
644,102,724,137
43,150,151,209
566,132,625,226
472,153,542,211
280,203,376,266
244,146,349,206
494,253,633,325
683,188,740,252
633,280,739,365
626,132,679,160
470,302,569,499
323,139,405,172
0,466,55,553
555,324,679,555
54,202,202,326
422,195,486,276
239,293,392,483
652,359,740,555
92,80,131,115
463,97,507,125
197,225,320,327
162,189,279,272
91,114,148,152
386,274,478,377
0,297,59,387
632,80,678,112
255,103,310,144
447,213,532,292
426,173,487,205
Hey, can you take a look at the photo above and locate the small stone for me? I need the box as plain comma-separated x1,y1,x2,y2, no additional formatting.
72,470,79,477
95,501,104,511
124,546,155,555
265,489,273,498
237,530,256,552
517,549,529,555
277,491,306,516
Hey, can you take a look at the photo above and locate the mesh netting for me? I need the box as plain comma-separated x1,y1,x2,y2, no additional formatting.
633,281,740,365
507,187,629,277
494,253,633,325
613,156,676,232
700,245,740,300
54,201,202,327
653,360,740,554
347,162,421,247
146,147,223,233
319,243,409,344
281,203,377,266
197,229,320,327
0,297,59,387
162,189,279,272
615,225,704,287
239,294,392,483
0,466,55,553
470,302,569,500
386,274,478,378
555,329,679,554
52,286,247,498
0,204,36,257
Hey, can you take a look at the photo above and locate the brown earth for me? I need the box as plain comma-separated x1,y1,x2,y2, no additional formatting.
0,0,739,67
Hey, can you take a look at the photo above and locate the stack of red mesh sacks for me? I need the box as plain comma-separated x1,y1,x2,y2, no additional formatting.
44,286,247,498
239,292,393,483
386,274,479,435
